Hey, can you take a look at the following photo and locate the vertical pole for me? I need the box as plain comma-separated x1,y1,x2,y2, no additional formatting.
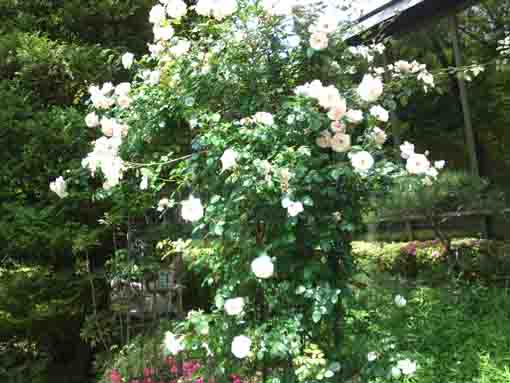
449,14,488,238
449,14,479,177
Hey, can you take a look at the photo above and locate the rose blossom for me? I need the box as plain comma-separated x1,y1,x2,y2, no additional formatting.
350,151,374,172
153,25,174,41
434,160,446,169
85,112,100,128
396,359,417,375
121,52,134,69
357,74,383,102
181,196,204,222
220,149,239,171
166,0,187,18
224,297,245,315
149,4,166,24
231,335,251,359
288,201,304,217
400,141,415,159
369,105,389,122
163,331,184,355
318,85,342,110
372,127,387,146
254,112,274,125
115,82,131,96
330,133,351,153
327,102,347,121
406,153,430,175
310,32,328,50
157,198,170,212
394,294,407,307
251,255,274,279
345,109,364,124
50,176,69,198
367,352,378,362
117,95,131,109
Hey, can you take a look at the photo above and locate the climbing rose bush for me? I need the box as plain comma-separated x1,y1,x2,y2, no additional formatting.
54,0,443,381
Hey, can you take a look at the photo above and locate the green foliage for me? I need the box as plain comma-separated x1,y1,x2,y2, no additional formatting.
352,282,510,383
353,239,510,283
0,0,154,380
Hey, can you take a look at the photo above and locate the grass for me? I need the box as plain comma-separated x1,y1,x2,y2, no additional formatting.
348,239,510,382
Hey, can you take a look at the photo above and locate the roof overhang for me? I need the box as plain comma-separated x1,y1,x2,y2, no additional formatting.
345,0,474,42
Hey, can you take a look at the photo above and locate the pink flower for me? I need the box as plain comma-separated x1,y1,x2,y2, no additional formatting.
110,369,122,383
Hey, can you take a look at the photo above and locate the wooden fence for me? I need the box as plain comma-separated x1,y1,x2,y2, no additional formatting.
362,209,510,242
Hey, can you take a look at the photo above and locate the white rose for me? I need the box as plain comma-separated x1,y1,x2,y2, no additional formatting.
117,95,131,109
166,0,187,18
396,359,417,375
350,151,374,173
100,117,116,137
434,160,446,169
224,297,245,316
140,175,149,190
115,82,131,96
220,149,239,171
330,133,351,153
406,153,430,175
149,4,167,24
317,85,342,109
157,198,170,212
400,141,415,159
287,201,304,217
170,39,191,56
148,43,165,58
85,112,100,128
195,0,213,16
327,103,347,121
251,255,274,279
372,127,387,146
101,82,114,94
254,112,274,125
357,74,383,103
345,109,364,124
49,176,69,198
181,196,204,222
154,25,174,41
163,331,184,355
394,294,407,307
121,52,134,69
212,0,237,20
369,105,389,122
418,71,434,87
310,32,328,50
231,335,251,359
367,352,378,362
395,60,411,73
147,70,161,85
295,79,323,99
